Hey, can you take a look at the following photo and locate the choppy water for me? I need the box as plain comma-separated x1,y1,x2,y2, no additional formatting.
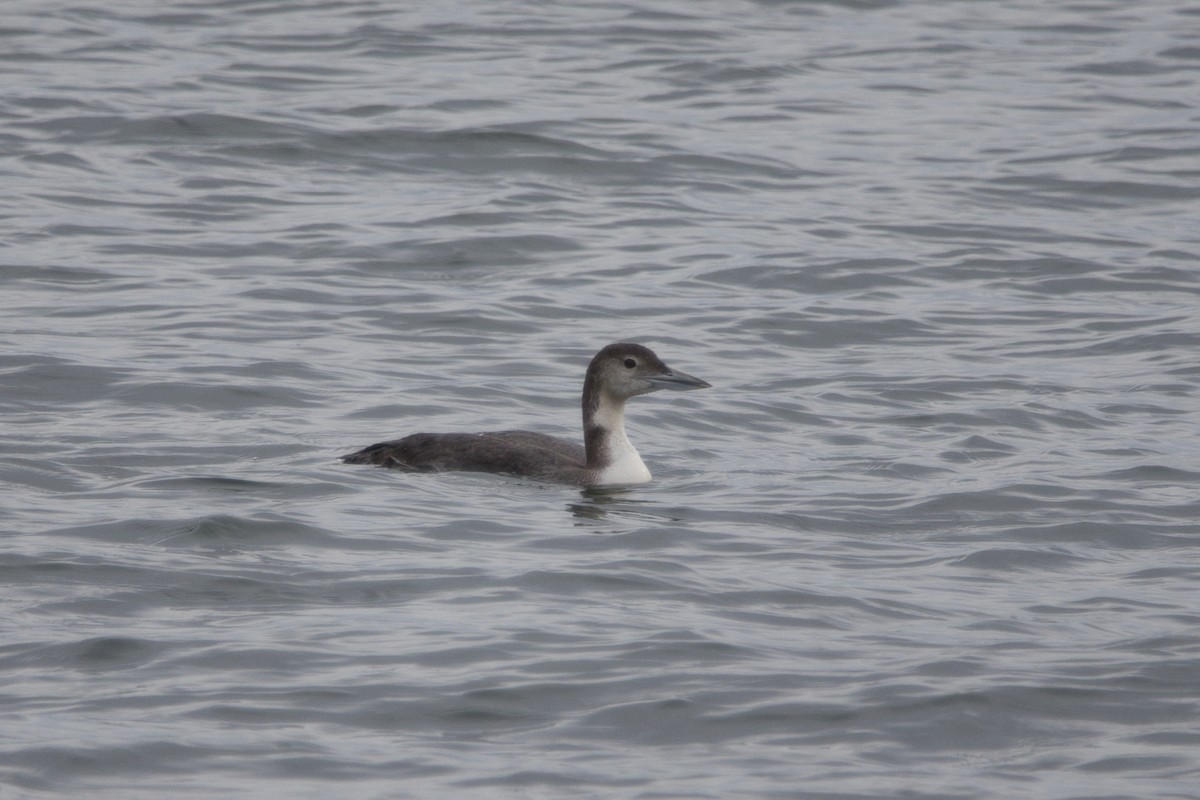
4,1,1200,797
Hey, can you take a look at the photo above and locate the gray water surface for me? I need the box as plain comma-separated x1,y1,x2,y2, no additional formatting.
3,1,1200,798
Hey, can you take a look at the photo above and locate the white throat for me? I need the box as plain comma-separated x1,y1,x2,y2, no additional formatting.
590,396,652,485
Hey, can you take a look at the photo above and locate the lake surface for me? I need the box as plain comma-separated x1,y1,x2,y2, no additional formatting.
3,1,1199,797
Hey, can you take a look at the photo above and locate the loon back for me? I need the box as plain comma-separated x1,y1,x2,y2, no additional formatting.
342,431,588,483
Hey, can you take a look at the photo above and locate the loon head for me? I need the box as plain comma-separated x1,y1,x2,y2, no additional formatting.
585,342,712,403
580,342,711,482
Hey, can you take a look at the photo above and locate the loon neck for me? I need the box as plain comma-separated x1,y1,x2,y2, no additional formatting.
582,388,651,484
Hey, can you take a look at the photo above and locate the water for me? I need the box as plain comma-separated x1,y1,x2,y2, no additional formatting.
3,0,1199,797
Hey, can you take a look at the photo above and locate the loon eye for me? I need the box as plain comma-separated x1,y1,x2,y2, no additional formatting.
623,358,637,369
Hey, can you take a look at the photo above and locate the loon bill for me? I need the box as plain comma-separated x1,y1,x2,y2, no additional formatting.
340,342,710,486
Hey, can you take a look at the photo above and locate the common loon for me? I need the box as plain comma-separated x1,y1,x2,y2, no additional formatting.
340,343,710,486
